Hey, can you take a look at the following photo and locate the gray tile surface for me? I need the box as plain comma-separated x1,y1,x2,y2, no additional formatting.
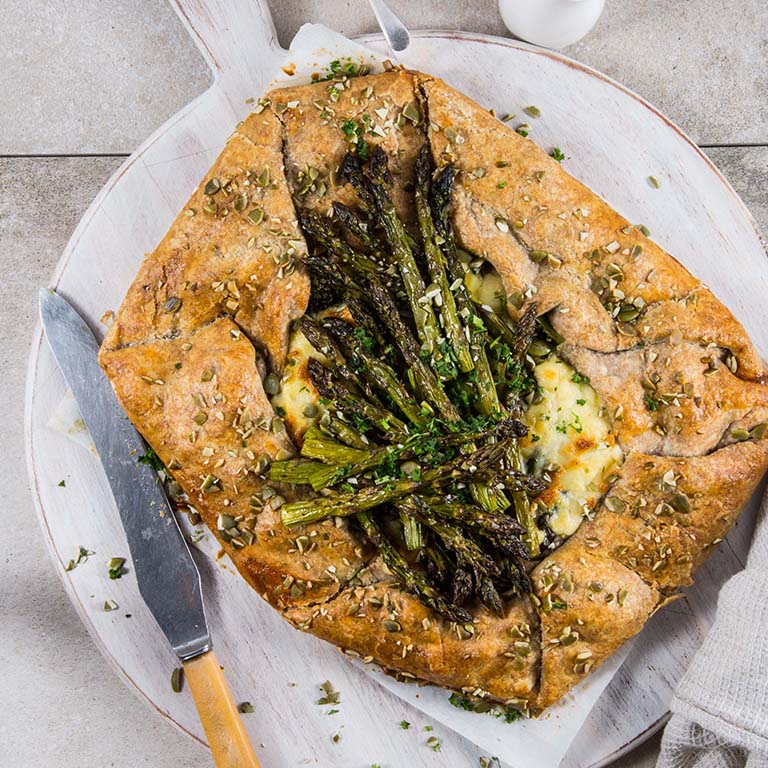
2,0,766,154
1,1,767,765
706,147,768,234
0,1,210,154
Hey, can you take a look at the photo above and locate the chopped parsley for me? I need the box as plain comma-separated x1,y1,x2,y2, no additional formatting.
340,117,370,159
108,557,126,580
550,147,566,162
137,445,164,472
353,326,377,352
571,372,590,385
644,393,660,412
449,692,522,723
556,413,583,435
319,57,369,81
399,720,411,730
57,479,66,487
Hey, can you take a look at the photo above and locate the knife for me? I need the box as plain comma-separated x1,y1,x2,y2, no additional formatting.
39,289,260,768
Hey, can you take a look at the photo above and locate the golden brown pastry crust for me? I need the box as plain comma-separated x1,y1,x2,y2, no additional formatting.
100,70,768,713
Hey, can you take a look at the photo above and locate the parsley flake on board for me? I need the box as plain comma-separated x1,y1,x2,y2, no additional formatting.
107,557,126,580
64,546,94,572
137,445,164,472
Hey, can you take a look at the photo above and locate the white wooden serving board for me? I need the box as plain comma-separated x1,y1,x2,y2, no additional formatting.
24,2,768,766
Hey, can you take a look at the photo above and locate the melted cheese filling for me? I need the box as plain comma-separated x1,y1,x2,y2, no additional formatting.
273,326,621,540
522,357,623,537
464,270,506,313
271,329,325,439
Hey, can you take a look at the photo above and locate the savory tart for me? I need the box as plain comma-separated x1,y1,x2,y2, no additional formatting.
99,66,768,714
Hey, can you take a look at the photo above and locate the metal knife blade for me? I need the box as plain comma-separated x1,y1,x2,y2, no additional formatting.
39,289,211,660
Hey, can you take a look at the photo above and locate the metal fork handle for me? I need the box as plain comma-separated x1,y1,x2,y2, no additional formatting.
367,0,411,52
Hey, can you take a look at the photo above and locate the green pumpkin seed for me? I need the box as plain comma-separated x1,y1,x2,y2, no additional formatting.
204,178,221,196
171,667,184,693
201,474,221,493
217,514,235,531
604,496,627,513
527,339,551,358
263,372,281,395
402,102,422,125
670,492,691,513
617,304,640,323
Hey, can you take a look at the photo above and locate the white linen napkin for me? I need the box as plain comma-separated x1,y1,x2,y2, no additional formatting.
658,489,768,768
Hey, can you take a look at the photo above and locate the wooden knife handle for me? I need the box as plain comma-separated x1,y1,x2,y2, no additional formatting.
183,650,260,768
